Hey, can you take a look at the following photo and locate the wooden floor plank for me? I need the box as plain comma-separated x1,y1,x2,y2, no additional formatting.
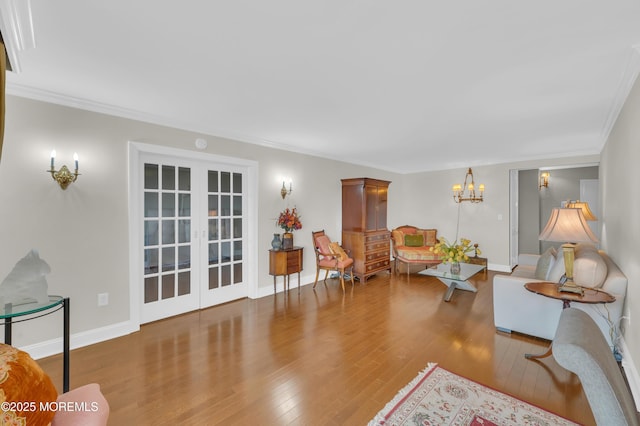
38,270,597,425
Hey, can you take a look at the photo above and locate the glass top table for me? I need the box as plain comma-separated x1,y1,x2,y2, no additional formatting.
0,295,70,392
419,263,485,302
0,295,64,319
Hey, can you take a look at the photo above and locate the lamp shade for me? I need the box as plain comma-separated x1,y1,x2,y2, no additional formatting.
566,201,597,221
539,208,598,243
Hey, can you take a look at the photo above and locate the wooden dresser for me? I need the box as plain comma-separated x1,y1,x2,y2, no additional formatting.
341,178,391,283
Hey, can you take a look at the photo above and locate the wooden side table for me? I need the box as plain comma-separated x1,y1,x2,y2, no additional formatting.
523,281,615,359
269,247,303,293
467,255,487,269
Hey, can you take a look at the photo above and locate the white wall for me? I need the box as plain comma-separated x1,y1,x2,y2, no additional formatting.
601,74,640,382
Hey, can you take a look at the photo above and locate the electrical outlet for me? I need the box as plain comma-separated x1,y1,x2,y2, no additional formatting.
98,293,109,306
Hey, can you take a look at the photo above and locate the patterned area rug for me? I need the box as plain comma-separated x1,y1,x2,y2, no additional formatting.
369,363,579,426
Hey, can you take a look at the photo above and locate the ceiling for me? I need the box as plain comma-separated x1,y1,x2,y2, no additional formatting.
3,1,640,173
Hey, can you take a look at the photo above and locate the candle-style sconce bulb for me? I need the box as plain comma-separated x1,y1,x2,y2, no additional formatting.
48,150,81,190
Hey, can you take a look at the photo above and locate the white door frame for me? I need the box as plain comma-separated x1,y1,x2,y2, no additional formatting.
128,141,259,327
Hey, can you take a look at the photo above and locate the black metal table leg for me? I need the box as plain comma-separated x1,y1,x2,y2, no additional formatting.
63,297,70,393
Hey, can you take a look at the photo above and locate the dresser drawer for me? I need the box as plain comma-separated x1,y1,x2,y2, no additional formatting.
366,240,390,251
366,249,390,262
365,232,390,243
365,259,390,272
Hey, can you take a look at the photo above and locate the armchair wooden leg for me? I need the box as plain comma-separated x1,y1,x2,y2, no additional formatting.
323,270,329,284
313,269,320,288
349,266,355,287
339,268,345,292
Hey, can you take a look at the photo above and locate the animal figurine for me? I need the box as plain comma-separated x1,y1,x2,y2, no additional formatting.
0,250,50,307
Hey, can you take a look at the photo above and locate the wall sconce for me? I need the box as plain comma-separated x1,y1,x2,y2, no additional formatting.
539,171,550,189
49,150,80,190
452,168,484,203
280,179,292,199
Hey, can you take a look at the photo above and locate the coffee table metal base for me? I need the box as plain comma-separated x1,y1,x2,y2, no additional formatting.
438,278,478,302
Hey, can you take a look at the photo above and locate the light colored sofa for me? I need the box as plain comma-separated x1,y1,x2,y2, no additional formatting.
493,243,627,350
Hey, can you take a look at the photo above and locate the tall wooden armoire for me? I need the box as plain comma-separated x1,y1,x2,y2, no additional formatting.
341,178,391,283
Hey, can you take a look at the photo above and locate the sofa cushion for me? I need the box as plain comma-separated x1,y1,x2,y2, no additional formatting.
396,247,440,262
316,235,332,257
547,251,566,283
404,234,424,247
422,229,437,246
0,343,58,425
534,247,557,280
574,244,607,288
329,242,348,261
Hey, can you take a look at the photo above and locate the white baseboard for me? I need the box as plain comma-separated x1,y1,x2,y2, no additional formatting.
488,263,512,273
255,272,318,298
619,337,640,411
19,320,140,360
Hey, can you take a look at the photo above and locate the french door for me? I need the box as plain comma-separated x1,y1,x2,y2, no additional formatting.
138,152,248,323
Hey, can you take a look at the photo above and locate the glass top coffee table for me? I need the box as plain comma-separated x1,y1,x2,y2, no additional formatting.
419,263,485,302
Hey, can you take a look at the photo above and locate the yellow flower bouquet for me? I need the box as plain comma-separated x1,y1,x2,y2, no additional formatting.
430,237,480,264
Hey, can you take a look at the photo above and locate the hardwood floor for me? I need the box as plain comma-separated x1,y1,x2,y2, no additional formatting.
39,270,596,425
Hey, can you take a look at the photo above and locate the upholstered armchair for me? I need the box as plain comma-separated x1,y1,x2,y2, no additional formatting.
312,230,355,291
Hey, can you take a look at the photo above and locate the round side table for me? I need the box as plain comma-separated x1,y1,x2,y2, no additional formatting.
523,282,614,360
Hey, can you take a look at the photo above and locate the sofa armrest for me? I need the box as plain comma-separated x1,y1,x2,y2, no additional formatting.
517,253,540,267
552,308,639,426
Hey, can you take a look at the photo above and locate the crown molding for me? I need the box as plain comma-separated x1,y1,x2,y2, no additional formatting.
599,45,640,145
0,0,36,72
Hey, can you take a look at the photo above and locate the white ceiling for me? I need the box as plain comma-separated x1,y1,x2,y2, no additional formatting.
3,1,640,173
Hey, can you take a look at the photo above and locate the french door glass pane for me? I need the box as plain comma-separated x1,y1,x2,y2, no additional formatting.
144,221,158,245
209,267,219,289
162,193,175,217
145,277,158,303
162,274,175,299
162,220,175,244
208,243,219,265
178,167,190,191
208,171,218,192
221,172,231,193
144,248,158,274
221,195,230,216
144,164,158,189
162,166,175,190
221,265,231,286
178,220,190,243
178,194,191,216
144,193,158,217
233,173,242,193
178,271,190,295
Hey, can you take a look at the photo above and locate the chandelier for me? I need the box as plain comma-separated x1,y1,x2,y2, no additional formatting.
452,168,484,203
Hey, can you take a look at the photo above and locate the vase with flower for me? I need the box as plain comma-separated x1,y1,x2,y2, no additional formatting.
430,237,480,275
276,207,302,249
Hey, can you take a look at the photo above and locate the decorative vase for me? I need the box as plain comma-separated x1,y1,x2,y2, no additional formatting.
450,262,461,275
271,233,282,250
282,232,293,250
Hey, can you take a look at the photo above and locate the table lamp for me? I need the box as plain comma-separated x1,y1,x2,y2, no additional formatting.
538,208,599,294
566,200,597,221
